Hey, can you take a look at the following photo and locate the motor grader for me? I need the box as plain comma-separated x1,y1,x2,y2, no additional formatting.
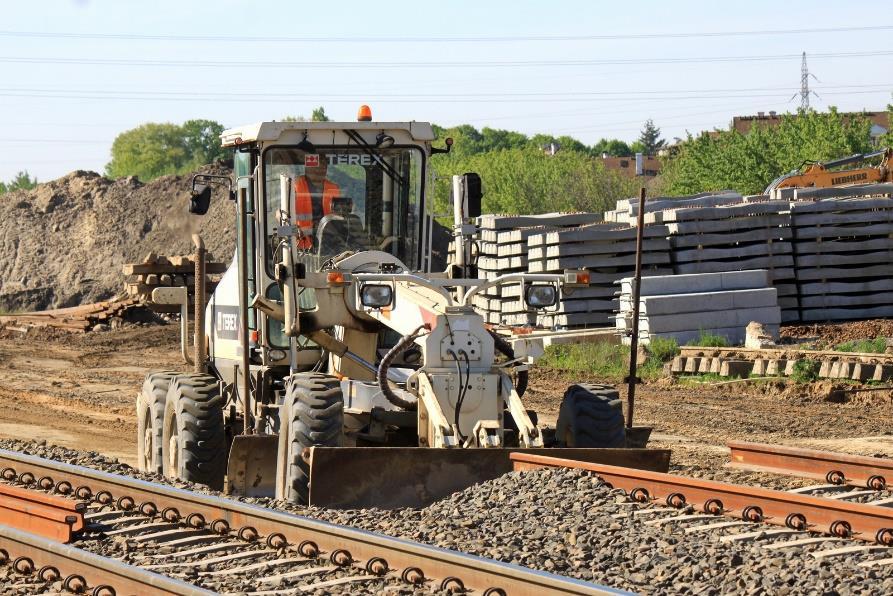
136,107,664,507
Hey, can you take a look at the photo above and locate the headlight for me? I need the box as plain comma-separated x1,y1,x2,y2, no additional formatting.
268,349,287,362
525,285,557,309
360,284,394,308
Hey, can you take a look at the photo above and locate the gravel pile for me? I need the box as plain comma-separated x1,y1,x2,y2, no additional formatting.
4,439,893,594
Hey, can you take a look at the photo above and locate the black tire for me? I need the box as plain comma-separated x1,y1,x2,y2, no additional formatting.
276,373,343,503
555,383,626,448
136,371,177,475
162,374,226,490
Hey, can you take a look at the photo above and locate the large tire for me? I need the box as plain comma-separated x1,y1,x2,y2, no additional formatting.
162,374,226,490
136,371,177,474
556,384,626,448
276,373,343,503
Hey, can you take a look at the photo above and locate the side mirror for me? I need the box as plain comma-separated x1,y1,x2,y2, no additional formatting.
190,184,212,215
463,173,482,219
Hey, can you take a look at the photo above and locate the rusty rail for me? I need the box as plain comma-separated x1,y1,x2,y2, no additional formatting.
0,449,621,596
511,452,893,546
0,482,84,542
0,524,213,596
727,440,893,490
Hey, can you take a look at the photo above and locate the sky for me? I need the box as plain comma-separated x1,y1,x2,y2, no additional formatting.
1,0,891,181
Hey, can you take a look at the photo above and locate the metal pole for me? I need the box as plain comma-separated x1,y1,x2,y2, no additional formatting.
626,187,646,429
238,188,252,435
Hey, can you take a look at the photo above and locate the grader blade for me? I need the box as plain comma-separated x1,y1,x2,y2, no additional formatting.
306,447,671,508
226,434,279,497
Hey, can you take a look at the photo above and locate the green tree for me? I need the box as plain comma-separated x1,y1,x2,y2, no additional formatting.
591,138,633,157
0,170,38,194
637,119,665,155
311,106,330,122
106,120,227,181
661,108,873,195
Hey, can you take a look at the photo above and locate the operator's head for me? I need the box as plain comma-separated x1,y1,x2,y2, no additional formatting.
304,154,328,185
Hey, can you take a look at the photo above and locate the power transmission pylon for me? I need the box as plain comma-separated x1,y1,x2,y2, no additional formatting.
793,51,820,110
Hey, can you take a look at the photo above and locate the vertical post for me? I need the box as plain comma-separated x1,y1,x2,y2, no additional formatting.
192,234,206,374
238,187,252,435
626,187,646,429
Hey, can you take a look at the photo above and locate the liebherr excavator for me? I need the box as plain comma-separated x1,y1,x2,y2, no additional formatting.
137,107,664,508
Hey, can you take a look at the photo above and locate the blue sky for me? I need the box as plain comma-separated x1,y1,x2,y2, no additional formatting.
1,0,891,181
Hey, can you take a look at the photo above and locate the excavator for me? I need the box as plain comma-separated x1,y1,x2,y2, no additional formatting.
137,106,668,508
765,147,891,194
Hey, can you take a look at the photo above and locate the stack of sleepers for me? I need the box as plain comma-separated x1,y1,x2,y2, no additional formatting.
616,270,781,345
474,212,602,326
789,187,893,321
526,223,673,328
604,191,742,225
660,200,798,322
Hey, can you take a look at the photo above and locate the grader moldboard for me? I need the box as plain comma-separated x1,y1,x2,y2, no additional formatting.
137,107,669,508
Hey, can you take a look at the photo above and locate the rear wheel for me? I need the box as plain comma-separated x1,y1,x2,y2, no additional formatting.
162,374,226,490
556,384,626,448
276,373,344,503
136,371,177,474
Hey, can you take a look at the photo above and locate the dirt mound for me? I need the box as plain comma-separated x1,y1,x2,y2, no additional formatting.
0,164,236,311
780,319,893,349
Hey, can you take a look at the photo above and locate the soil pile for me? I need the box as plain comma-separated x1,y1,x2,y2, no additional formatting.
0,164,236,311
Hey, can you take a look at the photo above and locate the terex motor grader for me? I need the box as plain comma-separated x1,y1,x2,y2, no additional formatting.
137,107,661,508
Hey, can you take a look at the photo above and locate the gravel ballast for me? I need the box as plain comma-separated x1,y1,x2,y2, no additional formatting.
2,440,893,594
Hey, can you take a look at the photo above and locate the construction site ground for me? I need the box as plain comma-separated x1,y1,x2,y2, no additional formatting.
1,322,891,482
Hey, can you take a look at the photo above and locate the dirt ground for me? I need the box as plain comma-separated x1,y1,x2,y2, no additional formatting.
1,324,892,479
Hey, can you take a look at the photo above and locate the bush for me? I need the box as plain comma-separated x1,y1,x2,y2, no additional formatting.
834,337,887,353
789,359,820,384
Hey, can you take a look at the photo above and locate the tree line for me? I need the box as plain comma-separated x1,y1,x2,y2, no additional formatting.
4,105,890,210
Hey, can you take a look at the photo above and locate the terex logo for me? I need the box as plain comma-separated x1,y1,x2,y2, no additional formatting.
215,307,240,340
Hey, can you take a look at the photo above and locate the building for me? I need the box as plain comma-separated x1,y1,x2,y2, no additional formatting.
600,154,661,178
732,111,889,143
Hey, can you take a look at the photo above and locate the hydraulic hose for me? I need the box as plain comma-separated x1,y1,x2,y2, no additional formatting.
378,325,427,411
489,330,528,397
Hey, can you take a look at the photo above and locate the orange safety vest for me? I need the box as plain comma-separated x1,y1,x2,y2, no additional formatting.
293,177,340,249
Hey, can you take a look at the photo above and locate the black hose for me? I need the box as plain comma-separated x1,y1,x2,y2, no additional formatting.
489,331,528,397
377,325,427,411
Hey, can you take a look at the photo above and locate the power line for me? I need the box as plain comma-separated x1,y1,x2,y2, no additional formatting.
0,25,891,43
0,50,891,70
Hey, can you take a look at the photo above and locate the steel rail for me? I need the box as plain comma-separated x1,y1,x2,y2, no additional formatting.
0,449,623,596
727,441,893,490
0,523,213,595
0,481,85,542
510,453,893,546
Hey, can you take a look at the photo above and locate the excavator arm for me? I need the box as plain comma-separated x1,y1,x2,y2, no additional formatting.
766,148,891,194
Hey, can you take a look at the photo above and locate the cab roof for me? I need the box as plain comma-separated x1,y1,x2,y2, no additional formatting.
221,121,436,147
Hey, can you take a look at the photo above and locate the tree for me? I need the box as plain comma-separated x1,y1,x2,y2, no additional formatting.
638,119,665,155
660,108,873,195
591,138,633,157
311,106,330,122
0,170,37,194
106,120,227,181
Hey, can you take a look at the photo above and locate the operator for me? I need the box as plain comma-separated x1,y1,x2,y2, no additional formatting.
294,155,340,249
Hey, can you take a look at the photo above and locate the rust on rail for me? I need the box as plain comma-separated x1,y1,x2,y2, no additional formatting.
0,482,84,542
727,440,893,490
510,452,893,546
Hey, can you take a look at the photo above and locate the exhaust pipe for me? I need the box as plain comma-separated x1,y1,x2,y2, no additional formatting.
192,233,207,374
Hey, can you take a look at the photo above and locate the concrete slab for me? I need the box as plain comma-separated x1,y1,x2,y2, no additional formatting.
619,270,770,297
638,306,781,334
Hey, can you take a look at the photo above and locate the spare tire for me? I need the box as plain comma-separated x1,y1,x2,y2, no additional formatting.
556,383,626,448
136,371,177,475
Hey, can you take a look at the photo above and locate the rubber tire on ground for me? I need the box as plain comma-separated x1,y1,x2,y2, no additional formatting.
162,374,226,490
276,373,344,504
136,371,178,474
555,383,626,448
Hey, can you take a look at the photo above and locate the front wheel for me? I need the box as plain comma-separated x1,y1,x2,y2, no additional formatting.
276,373,344,503
136,371,177,474
556,384,626,448
161,374,226,490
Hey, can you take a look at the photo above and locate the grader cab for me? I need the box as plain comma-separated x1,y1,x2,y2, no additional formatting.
136,107,668,508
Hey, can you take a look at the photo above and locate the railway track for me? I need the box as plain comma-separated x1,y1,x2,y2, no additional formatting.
0,449,619,595
512,447,893,569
